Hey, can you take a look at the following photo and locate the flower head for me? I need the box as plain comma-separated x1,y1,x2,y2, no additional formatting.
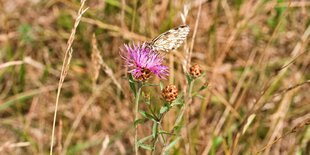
190,64,202,78
121,43,168,81
162,84,178,102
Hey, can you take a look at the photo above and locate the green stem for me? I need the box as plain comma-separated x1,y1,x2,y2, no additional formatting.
186,79,194,154
152,106,169,155
173,79,194,128
188,80,194,102
151,122,159,155
160,78,195,154
135,83,142,155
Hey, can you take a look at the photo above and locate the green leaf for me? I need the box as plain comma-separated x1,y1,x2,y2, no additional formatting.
198,83,208,92
134,118,146,127
139,110,148,118
170,92,184,107
211,136,223,155
194,94,205,99
128,74,136,97
140,111,157,121
139,143,153,151
170,100,183,107
159,105,169,114
138,135,153,144
137,135,154,151
158,130,174,135
162,137,181,154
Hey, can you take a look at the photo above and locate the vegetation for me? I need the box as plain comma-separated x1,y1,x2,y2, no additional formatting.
0,0,309,154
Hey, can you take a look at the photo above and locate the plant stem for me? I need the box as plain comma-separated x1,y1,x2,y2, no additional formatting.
185,79,194,154
135,83,142,155
151,123,159,155
172,78,194,129
151,110,167,155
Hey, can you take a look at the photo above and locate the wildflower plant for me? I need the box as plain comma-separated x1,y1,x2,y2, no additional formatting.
121,43,168,81
121,43,208,154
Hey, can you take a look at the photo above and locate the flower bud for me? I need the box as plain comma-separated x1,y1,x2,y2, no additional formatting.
162,84,178,102
190,64,201,78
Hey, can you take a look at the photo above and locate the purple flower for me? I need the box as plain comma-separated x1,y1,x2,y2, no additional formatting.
120,42,169,81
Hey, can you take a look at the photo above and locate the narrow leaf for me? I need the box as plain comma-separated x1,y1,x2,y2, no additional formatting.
139,143,153,151
194,94,205,99
162,137,181,154
134,118,146,127
159,130,174,135
198,82,208,92
140,111,157,121
160,105,169,114
138,135,153,144
128,74,136,96
170,92,184,107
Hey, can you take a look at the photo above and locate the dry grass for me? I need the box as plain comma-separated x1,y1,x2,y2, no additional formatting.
0,0,309,154
50,1,88,155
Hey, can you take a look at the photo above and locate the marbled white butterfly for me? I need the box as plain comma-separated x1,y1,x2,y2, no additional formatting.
147,25,190,52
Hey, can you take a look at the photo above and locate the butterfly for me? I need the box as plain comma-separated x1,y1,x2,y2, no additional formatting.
147,25,190,52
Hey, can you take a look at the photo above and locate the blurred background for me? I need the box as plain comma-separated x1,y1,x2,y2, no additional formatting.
0,0,309,154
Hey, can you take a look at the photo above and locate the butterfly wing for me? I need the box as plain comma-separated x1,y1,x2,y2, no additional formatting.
150,25,190,52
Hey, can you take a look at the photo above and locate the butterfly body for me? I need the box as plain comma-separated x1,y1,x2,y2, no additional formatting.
147,25,190,52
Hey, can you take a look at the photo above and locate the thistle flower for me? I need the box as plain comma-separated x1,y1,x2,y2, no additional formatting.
121,43,169,81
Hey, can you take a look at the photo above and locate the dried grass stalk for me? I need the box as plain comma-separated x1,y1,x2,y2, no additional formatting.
49,0,88,155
